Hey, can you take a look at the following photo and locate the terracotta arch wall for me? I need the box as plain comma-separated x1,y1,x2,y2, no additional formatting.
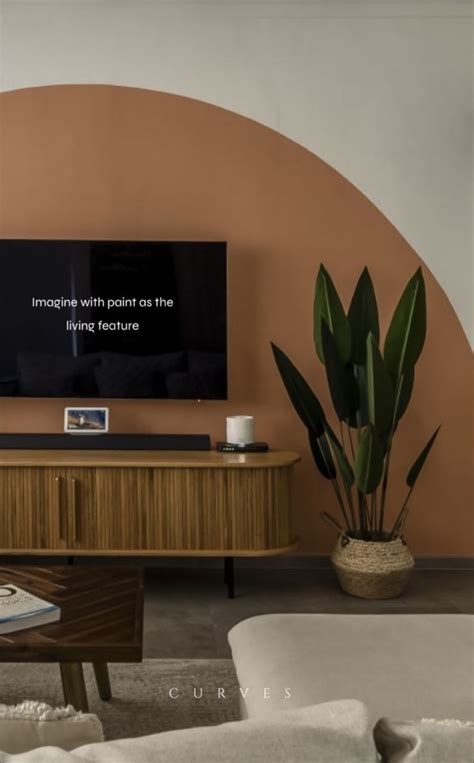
0,85,472,555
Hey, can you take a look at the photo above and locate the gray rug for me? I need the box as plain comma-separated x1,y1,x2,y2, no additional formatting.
0,659,240,741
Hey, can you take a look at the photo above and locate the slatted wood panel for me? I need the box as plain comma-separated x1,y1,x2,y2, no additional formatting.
145,466,293,551
0,451,300,555
67,468,149,551
227,467,292,550
0,468,67,551
146,467,230,551
0,566,144,663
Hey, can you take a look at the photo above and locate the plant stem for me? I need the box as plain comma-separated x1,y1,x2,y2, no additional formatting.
339,421,345,452
357,490,367,535
379,442,392,532
389,485,414,539
336,476,355,531
379,376,404,533
341,481,356,531
347,423,356,461
320,512,344,534
329,476,351,532
341,421,357,529
397,507,410,537
352,366,370,536
370,489,377,535
327,433,356,529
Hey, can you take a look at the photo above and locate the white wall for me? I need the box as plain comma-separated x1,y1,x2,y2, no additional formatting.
1,0,472,342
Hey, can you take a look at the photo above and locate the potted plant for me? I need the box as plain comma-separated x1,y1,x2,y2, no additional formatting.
272,265,439,599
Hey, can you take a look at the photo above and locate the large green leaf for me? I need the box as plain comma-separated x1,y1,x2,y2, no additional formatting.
366,333,395,435
314,265,351,365
325,425,355,487
406,426,440,488
271,342,326,436
321,320,359,421
348,267,379,364
384,268,426,379
308,429,336,480
354,425,384,494
348,364,369,429
394,367,415,423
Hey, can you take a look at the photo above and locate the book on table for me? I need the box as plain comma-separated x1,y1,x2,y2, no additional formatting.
0,584,60,634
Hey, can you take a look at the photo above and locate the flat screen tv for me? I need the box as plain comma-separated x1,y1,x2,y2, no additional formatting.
0,240,227,399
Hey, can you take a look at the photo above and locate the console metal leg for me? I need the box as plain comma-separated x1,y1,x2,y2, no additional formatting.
224,556,235,599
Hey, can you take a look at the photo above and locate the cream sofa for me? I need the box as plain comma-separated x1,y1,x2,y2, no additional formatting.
0,700,376,762
1,614,472,762
227,613,474,723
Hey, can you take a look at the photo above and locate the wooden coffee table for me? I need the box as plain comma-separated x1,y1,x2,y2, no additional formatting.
0,566,144,712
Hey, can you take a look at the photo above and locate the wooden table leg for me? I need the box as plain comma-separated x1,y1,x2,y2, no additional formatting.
93,661,112,701
60,663,89,712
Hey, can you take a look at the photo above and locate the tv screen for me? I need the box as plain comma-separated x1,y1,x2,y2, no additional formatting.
0,240,227,399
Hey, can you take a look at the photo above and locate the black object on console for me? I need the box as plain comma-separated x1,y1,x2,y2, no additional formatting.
0,433,211,451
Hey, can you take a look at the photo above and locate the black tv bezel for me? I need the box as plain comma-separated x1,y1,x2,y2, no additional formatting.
0,238,228,402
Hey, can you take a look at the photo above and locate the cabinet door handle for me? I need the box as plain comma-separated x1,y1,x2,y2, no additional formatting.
71,477,82,542
55,476,66,540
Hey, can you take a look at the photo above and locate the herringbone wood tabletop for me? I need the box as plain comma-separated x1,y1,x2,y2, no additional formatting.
0,565,144,662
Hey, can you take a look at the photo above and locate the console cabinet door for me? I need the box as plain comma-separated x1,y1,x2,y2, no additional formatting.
65,467,149,551
0,467,68,551
146,467,231,551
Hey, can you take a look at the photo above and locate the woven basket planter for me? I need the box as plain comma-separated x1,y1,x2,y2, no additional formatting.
331,535,414,599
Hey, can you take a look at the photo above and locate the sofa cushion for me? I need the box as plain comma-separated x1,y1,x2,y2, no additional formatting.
0,700,375,763
228,614,474,724
0,701,103,755
373,717,474,762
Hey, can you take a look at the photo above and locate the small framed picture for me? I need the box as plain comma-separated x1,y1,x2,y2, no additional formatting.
64,407,109,435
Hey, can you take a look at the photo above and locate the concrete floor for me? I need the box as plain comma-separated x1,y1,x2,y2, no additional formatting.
143,569,474,658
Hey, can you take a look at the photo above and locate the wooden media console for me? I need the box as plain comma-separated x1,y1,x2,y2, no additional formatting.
0,449,300,597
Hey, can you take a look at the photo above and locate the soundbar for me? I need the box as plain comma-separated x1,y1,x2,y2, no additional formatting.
0,433,211,451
